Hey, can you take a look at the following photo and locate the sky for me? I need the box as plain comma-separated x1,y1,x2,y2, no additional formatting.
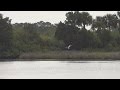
0,11,117,24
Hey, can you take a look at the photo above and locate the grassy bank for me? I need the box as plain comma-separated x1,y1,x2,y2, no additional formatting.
19,51,120,60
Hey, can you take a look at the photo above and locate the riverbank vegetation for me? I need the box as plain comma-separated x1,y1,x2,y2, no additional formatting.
1,11,120,59
19,51,120,60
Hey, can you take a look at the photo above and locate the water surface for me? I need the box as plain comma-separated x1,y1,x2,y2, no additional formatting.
0,60,120,79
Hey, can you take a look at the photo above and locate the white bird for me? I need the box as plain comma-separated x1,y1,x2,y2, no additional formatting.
67,44,72,50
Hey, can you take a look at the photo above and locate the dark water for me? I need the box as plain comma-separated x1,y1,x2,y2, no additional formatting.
0,60,120,79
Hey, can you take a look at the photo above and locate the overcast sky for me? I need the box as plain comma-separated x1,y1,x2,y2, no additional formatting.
0,11,117,24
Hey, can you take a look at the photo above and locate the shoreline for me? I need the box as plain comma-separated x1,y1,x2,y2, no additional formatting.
19,51,120,60
1,51,120,61
0,59,120,62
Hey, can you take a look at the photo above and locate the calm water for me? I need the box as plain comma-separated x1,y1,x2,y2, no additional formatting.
0,60,120,79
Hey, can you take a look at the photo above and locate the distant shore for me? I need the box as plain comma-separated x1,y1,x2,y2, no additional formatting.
17,51,120,60
0,51,120,61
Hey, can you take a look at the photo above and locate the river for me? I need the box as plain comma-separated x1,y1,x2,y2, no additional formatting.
0,60,120,79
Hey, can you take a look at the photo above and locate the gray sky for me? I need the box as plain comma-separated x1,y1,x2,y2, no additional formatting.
0,11,117,24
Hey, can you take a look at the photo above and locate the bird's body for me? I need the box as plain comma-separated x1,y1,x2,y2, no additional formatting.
67,44,72,50
65,42,72,50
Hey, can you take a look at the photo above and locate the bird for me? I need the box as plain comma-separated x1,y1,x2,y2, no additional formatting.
67,44,72,50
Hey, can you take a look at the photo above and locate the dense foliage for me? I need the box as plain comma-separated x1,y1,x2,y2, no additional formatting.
0,14,13,58
1,11,120,58
55,11,120,51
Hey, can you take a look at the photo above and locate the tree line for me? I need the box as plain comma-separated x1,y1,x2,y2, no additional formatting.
55,11,120,50
0,11,120,58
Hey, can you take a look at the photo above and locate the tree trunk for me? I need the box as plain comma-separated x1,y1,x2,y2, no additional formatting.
83,24,86,30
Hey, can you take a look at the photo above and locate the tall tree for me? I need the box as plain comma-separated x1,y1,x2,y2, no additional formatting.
80,12,93,30
92,16,106,31
65,11,93,30
103,14,118,30
65,11,79,26
0,14,13,52
55,22,79,46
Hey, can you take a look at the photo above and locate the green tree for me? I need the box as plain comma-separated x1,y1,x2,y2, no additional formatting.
65,12,78,26
55,22,79,46
92,16,106,31
65,11,93,30
103,14,118,30
55,12,95,50
72,29,100,50
0,14,14,58
97,29,113,48
0,14,12,52
80,12,93,30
